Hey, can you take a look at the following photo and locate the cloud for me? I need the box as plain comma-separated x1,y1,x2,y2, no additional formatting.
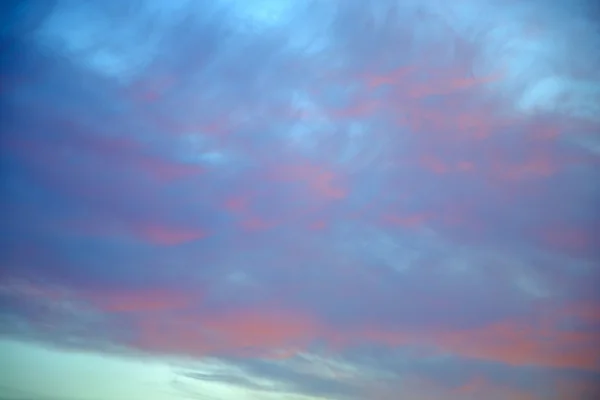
1,0,599,399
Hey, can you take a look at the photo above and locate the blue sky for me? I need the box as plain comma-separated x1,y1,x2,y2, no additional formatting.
1,0,599,399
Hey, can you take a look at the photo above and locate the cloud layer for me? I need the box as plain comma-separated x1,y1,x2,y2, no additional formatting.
1,0,599,399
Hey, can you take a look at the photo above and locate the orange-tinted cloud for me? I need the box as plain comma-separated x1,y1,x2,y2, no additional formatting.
136,307,319,359
270,163,347,200
131,223,208,246
330,301,600,372
364,65,416,89
62,218,208,246
127,297,600,372
490,153,559,181
408,72,502,99
433,320,600,371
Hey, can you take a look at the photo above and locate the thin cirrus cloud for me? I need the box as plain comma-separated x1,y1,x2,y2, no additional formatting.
1,0,599,399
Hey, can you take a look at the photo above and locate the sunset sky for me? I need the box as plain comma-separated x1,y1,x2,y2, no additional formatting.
1,0,599,399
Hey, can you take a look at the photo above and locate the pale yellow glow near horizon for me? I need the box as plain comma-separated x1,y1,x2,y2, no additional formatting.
0,338,321,400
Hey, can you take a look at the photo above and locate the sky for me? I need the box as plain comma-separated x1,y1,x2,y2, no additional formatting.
0,0,599,399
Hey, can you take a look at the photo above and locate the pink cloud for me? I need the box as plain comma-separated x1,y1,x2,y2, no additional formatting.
131,224,209,246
